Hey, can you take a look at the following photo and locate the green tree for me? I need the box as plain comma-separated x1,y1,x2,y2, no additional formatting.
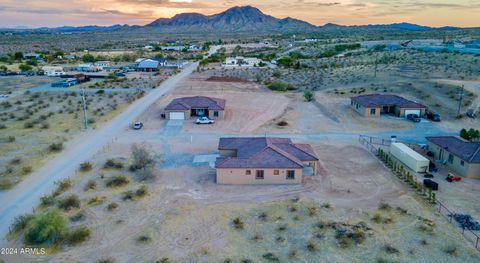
19,64,32,71
24,209,66,245
13,52,23,61
304,90,315,102
82,54,95,63
0,65,7,72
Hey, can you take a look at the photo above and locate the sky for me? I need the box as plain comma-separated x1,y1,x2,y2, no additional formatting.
0,0,479,28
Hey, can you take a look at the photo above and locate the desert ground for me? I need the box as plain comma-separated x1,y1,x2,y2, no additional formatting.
3,69,480,263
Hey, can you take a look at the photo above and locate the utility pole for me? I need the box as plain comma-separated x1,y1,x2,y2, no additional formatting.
457,85,464,117
81,89,88,130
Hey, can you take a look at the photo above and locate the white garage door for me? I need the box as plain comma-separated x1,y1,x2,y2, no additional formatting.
169,112,185,120
404,109,420,117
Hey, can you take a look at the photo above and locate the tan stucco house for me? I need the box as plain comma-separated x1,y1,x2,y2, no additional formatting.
215,137,319,184
351,94,426,117
427,136,480,179
164,96,226,120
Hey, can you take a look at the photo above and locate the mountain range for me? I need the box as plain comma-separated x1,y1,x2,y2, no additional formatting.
0,6,463,34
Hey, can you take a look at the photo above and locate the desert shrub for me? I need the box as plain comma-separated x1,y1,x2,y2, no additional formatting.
23,121,35,129
443,245,458,256
137,235,151,243
58,195,81,211
97,258,115,263
0,124,6,129
84,180,97,191
24,210,66,245
107,202,119,211
22,166,33,174
10,157,21,165
321,203,331,209
7,136,15,142
135,185,148,197
106,175,129,187
104,159,124,169
289,249,298,258
379,202,392,211
10,214,35,234
384,244,400,254
40,195,56,207
70,212,86,222
54,179,72,196
308,207,318,216
232,217,244,230
79,162,93,172
267,81,295,91
66,226,91,245
48,142,64,152
307,240,317,252
258,212,268,221
122,191,135,201
156,258,170,263
129,144,154,171
304,90,315,101
276,120,288,126
88,196,106,206
372,213,382,223
262,253,280,262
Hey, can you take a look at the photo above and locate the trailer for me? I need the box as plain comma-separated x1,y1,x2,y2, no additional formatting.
390,142,429,173
424,179,439,191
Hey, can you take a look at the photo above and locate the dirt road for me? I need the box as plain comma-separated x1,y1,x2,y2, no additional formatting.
0,62,199,245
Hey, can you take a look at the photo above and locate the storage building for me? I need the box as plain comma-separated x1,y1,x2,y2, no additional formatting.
390,142,429,173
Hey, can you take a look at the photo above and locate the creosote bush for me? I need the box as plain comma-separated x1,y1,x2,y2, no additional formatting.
79,162,93,172
66,226,91,245
24,209,66,245
106,175,129,188
58,195,81,211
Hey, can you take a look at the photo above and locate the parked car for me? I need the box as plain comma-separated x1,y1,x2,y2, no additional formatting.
406,114,421,122
196,117,214,124
424,179,438,191
133,122,143,130
424,174,434,178
426,111,441,122
466,109,477,119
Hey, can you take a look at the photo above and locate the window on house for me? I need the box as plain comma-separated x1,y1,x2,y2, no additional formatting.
286,170,295,180
274,170,279,175
370,108,376,115
214,111,219,117
448,154,454,164
256,170,264,179
246,170,251,175
461,160,464,166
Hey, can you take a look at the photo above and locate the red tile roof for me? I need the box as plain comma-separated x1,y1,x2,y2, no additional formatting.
165,96,226,111
216,137,318,169
351,94,426,109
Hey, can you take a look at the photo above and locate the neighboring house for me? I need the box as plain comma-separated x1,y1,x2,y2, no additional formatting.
351,94,427,117
42,66,65,77
215,137,319,184
426,136,480,179
77,63,101,72
164,96,225,120
95,61,112,69
224,56,261,67
188,45,201,51
136,59,159,72
51,78,77,88
160,46,185,51
23,52,41,60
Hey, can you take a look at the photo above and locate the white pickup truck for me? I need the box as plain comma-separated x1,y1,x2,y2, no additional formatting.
195,117,214,124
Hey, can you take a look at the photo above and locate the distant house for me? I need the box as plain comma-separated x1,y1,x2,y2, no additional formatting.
188,45,201,51
160,46,185,51
42,66,65,77
224,57,261,67
164,96,225,120
23,53,41,60
215,137,319,184
95,61,112,69
351,94,427,117
51,78,77,88
77,63,101,72
136,59,159,72
426,136,480,178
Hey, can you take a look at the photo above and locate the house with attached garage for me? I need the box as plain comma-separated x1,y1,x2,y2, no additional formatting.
426,136,480,179
351,94,426,118
164,96,225,120
224,56,262,67
215,137,319,184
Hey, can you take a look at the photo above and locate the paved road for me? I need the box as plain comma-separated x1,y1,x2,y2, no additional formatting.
0,62,199,245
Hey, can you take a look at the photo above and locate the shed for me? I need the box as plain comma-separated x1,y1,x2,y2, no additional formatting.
390,143,429,173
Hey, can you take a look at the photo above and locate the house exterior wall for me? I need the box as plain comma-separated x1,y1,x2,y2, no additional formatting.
164,109,224,120
350,100,381,117
427,141,480,179
216,168,303,184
